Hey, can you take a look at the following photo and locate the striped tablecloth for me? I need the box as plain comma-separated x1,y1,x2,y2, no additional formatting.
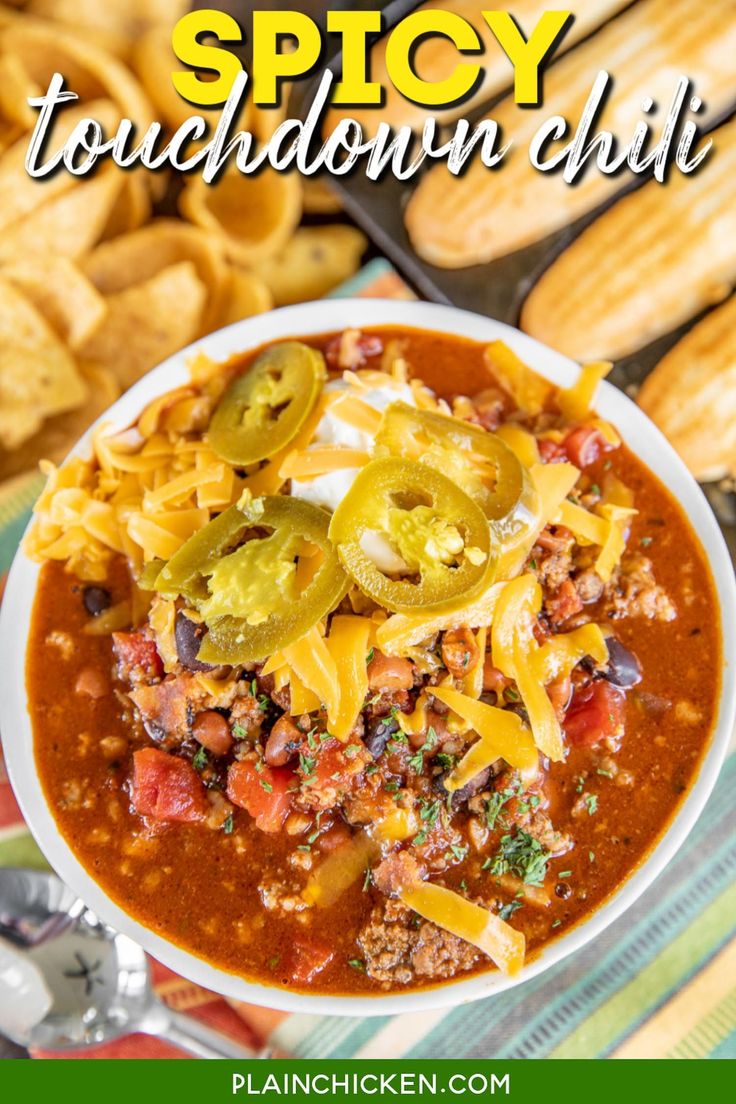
1,260,734,1060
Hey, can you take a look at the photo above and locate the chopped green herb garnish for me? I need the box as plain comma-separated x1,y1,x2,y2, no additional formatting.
366,648,375,665
222,814,234,834
260,778,273,793
192,746,208,772
584,793,598,816
451,844,469,862
499,899,523,921
363,867,372,892
436,752,457,770
558,870,572,879
640,536,653,547
491,829,550,887
485,790,511,830
232,723,247,739
596,768,612,777
299,752,316,777
250,678,258,696
551,918,562,929
407,726,438,772
589,850,596,863
348,958,366,973
296,843,311,852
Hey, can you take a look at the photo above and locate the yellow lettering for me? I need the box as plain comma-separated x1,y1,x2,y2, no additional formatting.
482,11,571,105
171,9,243,107
384,11,482,108
328,10,382,106
251,11,322,106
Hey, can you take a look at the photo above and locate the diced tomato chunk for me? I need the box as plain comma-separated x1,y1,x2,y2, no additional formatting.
283,937,335,985
306,739,364,795
545,578,584,626
132,747,208,823
537,438,567,463
564,681,625,747
227,760,294,833
562,426,612,469
113,631,163,682
324,332,383,371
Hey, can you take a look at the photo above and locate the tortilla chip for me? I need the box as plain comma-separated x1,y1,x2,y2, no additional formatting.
0,20,153,125
0,98,120,233
2,256,108,350
253,225,367,306
132,25,236,134
82,219,228,333
0,277,88,450
0,171,123,263
0,53,40,130
0,361,120,483
100,170,153,240
179,168,302,266
26,0,188,59
218,267,273,327
79,261,208,390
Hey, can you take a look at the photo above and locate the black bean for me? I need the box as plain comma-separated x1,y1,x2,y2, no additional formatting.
505,701,530,726
174,611,214,672
82,585,111,616
434,766,491,809
364,715,398,759
603,637,642,689
555,882,572,900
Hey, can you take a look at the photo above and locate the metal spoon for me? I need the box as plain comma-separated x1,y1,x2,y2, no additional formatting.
0,868,275,1059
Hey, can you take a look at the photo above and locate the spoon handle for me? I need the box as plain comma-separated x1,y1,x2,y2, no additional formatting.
151,1006,275,1060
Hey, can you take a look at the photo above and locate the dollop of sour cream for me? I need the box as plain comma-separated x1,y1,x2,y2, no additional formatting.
290,375,417,513
290,373,419,574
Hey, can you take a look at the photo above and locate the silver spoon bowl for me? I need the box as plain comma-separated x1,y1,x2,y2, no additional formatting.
0,868,274,1059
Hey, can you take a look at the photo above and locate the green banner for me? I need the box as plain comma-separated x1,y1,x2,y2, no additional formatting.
0,1059,731,1100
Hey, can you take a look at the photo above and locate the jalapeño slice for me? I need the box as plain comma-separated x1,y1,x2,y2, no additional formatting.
156,495,348,664
375,402,539,549
208,341,326,466
328,457,495,614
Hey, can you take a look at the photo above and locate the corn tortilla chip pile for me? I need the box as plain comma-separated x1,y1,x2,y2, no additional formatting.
0,1,367,482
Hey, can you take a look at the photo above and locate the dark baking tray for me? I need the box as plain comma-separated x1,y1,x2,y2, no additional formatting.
300,0,736,557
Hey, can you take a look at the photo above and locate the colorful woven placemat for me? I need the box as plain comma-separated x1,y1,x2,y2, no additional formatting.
1,260,734,1059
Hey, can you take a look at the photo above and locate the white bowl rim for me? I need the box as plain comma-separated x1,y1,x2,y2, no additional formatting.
1,298,734,1018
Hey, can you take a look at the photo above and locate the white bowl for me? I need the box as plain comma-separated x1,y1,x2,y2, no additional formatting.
2,299,734,1017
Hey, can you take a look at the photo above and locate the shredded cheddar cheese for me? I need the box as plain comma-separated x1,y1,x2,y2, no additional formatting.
557,361,612,421
399,882,525,976
326,615,371,742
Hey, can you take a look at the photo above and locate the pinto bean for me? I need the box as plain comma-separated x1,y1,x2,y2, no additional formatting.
367,652,414,691
75,666,108,699
441,626,479,679
192,710,233,757
264,714,303,766
483,658,510,694
546,675,572,720
317,823,352,853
